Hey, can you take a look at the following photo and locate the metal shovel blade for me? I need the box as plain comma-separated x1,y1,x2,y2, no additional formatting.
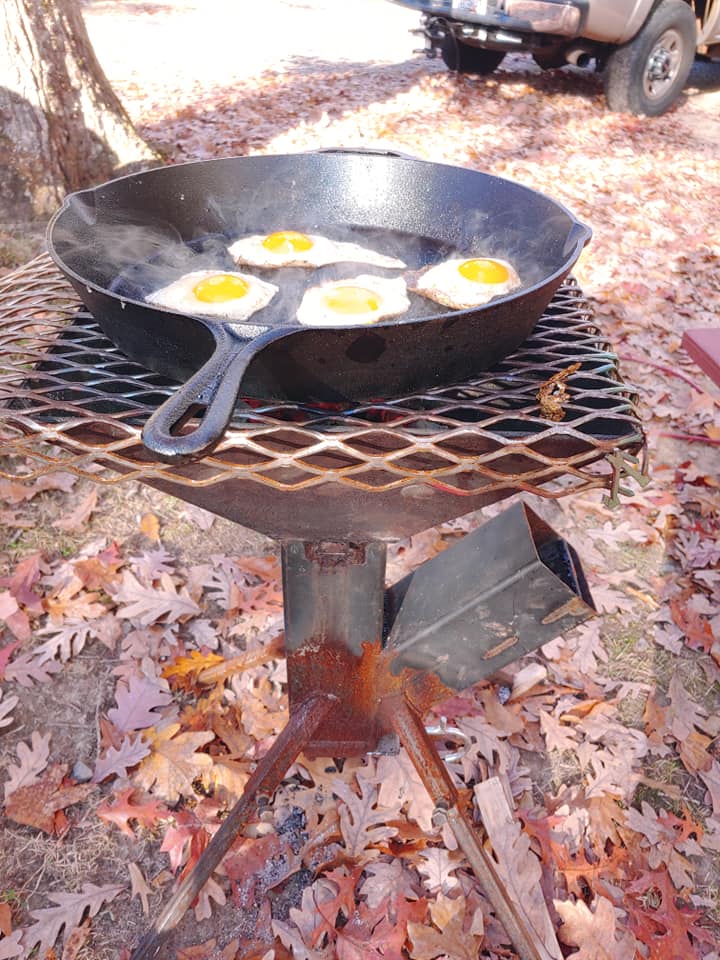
384,501,595,690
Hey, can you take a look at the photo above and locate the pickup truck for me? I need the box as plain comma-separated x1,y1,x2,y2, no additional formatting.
388,0,720,115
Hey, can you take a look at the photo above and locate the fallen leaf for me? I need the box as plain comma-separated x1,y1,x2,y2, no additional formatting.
53,489,98,532
0,930,23,959
134,723,214,803
0,689,18,729
333,775,398,859
112,570,200,625
3,652,62,687
93,733,151,782
128,862,153,915
408,897,480,960
3,730,51,801
21,883,122,959
140,512,161,542
416,847,461,895
107,674,174,733
96,787,170,836
555,896,636,960
60,918,91,960
4,764,94,834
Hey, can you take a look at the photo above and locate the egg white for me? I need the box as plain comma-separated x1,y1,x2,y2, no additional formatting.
146,270,278,321
296,275,410,327
228,233,406,270
415,257,521,310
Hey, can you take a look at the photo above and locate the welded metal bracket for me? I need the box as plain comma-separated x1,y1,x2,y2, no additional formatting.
384,501,596,690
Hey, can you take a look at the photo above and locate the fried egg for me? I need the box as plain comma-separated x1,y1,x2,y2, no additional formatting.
146,270,278,321
296,275,410,327
228,230,406,270
415,257,521,309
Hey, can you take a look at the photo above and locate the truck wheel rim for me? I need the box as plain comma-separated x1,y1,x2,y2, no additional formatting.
643,28,684,102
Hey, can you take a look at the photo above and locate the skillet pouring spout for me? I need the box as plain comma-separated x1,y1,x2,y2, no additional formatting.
141,325,298,462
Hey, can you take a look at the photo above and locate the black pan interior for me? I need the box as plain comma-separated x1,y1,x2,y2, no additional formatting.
49,152,579,332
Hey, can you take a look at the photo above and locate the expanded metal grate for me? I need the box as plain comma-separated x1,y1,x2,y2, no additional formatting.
0,255,644,502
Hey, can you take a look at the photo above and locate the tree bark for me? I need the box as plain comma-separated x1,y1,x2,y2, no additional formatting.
0,0,159,220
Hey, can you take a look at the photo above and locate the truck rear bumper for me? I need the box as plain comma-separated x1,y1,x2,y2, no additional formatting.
395,0,585,40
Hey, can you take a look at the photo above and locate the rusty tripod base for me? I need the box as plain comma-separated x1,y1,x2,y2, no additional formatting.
128,530,586,960
130,693,550,960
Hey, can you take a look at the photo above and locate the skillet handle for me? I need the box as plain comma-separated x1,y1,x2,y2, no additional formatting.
141,326,294,464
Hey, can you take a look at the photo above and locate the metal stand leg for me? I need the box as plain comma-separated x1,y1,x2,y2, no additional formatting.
129,693,336,960
388,696,552,960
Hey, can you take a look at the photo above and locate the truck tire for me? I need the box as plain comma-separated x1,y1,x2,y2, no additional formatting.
440,33,506,74
603,0,696,116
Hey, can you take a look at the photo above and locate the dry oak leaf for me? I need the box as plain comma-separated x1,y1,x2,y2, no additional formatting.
333,775,398,859
3,651,61,687
34,620,98,663
60,918,91,960
416,847,462,895
623,802,702,889
107,674,174,733
134,723,214,803
334,895,423,960
0,472,76,505
555,896,636,960
0,552,44,613
0,931,23,959
96,787,170,836
53,488,98,532
0,639,21,680
112,570,201,626
161,649,225,688
408,896,481,960
140,512,161,542
540,709,580,753
375,750,435,832
4,763,94,834
21,882,123,959
359,858,419,909
0,905,11,939
128,862,154,916
0,591,30,642
92,732,151,782
623,868,711,959
3,729,51,801
0,688,18,729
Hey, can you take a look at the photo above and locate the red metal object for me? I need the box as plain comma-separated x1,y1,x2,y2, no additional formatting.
682,328,720,387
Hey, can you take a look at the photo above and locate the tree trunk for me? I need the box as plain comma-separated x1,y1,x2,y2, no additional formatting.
0,0,159,220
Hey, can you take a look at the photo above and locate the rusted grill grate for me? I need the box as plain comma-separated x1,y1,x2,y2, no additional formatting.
0,254,643,500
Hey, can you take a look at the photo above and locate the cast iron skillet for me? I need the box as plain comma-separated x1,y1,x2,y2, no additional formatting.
47,149,590,463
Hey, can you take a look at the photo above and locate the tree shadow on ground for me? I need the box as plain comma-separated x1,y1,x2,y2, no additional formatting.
136,51,718,172
137,56,440,159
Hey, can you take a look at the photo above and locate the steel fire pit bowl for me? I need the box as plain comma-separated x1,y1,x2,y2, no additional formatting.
0,256,646,540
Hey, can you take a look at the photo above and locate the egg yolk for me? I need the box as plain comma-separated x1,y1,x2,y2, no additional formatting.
322,286,381,316
458,258,510,284
262,230,314,254
193,274,250,303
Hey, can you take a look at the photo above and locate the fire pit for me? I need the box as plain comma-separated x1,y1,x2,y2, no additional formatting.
0,254,647,960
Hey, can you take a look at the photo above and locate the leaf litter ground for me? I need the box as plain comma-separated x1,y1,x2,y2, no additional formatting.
2,1,720,958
